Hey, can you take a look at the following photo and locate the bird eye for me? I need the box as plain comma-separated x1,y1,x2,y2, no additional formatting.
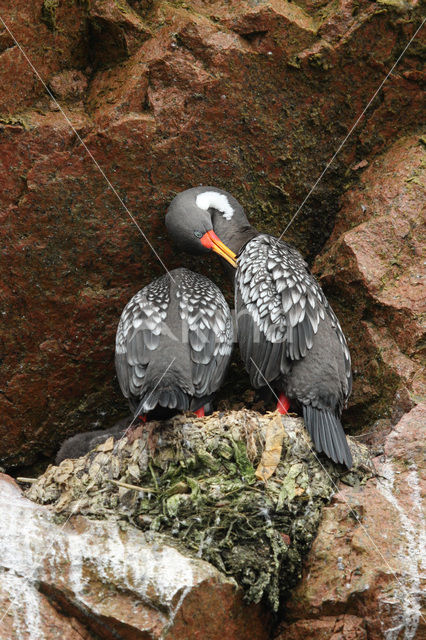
193,230,203,239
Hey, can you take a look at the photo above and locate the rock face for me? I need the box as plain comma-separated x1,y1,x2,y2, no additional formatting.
0,473,269,640
0,0,424,466
277,403,426,640
315,134,425,434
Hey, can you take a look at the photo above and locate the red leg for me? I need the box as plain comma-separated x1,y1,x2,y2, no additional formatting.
138,414,147,423
276,394,290,414
194,406,205,418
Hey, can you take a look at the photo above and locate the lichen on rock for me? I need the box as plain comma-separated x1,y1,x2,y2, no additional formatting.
41,0,60,32
27,409,370,611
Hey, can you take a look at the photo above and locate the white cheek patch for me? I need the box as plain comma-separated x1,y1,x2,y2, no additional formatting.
196,191,234,221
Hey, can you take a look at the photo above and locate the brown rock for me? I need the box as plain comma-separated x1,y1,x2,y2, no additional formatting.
278,404,425,639
88,0,151,66
384,402,425,463
49,70,88,102
216,0,317,56
276,614,367,640
0,474,269,640
0,0,424,466
87,52,149,126
0,0,88,114
315,134,425,434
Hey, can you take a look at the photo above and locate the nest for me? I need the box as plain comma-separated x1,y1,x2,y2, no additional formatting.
27,409,370,611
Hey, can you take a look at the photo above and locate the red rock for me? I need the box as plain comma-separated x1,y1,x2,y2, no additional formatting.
49,70,88,102
315,134,425,434
87,52,149,126
0,0,88,114
0,0,424,466
88,0,151,66
278,405,425,639
385,402,425,465
215,0,317,57
277,614,367,640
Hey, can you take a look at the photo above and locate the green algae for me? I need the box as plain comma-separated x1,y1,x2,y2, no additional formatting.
41,0,60,31
0,114,31,129
376,0,407,7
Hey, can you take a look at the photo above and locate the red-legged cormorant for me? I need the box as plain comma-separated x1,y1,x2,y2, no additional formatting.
115,267,233,419
165,187,353,468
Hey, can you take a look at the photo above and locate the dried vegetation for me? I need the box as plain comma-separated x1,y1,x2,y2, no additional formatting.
27,409,371,610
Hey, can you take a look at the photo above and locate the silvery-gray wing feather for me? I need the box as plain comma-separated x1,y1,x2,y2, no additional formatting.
178,270,233,397
236,235,351,396
115,274,170,401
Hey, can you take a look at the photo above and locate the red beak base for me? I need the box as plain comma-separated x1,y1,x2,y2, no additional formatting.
200,230,237,267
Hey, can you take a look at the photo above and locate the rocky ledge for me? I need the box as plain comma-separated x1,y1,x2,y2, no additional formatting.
2,406,424,638
1,409,364,639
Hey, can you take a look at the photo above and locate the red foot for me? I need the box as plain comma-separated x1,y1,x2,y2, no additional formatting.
276,394,290,414
194,406,205,418
138,414,147,423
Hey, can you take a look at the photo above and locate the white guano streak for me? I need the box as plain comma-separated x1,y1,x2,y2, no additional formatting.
0,479,198,639
0,481,44,640
377,461,425,640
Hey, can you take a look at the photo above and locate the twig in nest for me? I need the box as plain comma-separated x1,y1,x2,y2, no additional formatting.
110,479,157,493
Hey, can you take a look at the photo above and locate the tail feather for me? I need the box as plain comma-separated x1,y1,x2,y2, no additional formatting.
134,369,191,415
303,405,353,469
323,412,336,461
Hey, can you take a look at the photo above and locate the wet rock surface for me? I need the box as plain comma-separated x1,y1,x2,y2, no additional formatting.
0,0,424,466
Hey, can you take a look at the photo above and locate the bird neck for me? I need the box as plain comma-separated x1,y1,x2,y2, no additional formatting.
211,213,258,255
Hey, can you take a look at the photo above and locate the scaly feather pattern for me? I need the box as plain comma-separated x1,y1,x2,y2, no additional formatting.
115,273,170,402
115,268,233,415
177,269,233,397
236,235,351,395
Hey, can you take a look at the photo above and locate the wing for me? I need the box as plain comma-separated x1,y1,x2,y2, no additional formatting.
177,270,233,397
324,303,352,401
115,274,170,401
236,235,351,394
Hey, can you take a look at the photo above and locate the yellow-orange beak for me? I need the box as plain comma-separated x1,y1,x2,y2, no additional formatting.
200,230,237,268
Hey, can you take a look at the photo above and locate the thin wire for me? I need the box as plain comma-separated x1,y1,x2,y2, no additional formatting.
0,357,176,626
278,17,426,240
121,356,177,440
249,355,424,624
1,6,424,628
0,15,174,281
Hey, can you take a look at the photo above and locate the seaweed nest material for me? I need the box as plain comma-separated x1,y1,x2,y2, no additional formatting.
27,410,370,610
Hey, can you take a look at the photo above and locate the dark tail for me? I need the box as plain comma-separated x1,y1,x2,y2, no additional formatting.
303,405,353,469
134,368,191,415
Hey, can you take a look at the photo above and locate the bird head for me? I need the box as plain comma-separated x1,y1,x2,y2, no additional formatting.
165,186,249,268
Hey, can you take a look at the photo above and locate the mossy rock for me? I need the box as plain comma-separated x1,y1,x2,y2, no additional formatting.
41,0,60,31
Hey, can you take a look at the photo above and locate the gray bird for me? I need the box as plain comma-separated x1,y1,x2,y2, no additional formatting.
166,187,353,468
115,267,233,419
55,418,128,464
